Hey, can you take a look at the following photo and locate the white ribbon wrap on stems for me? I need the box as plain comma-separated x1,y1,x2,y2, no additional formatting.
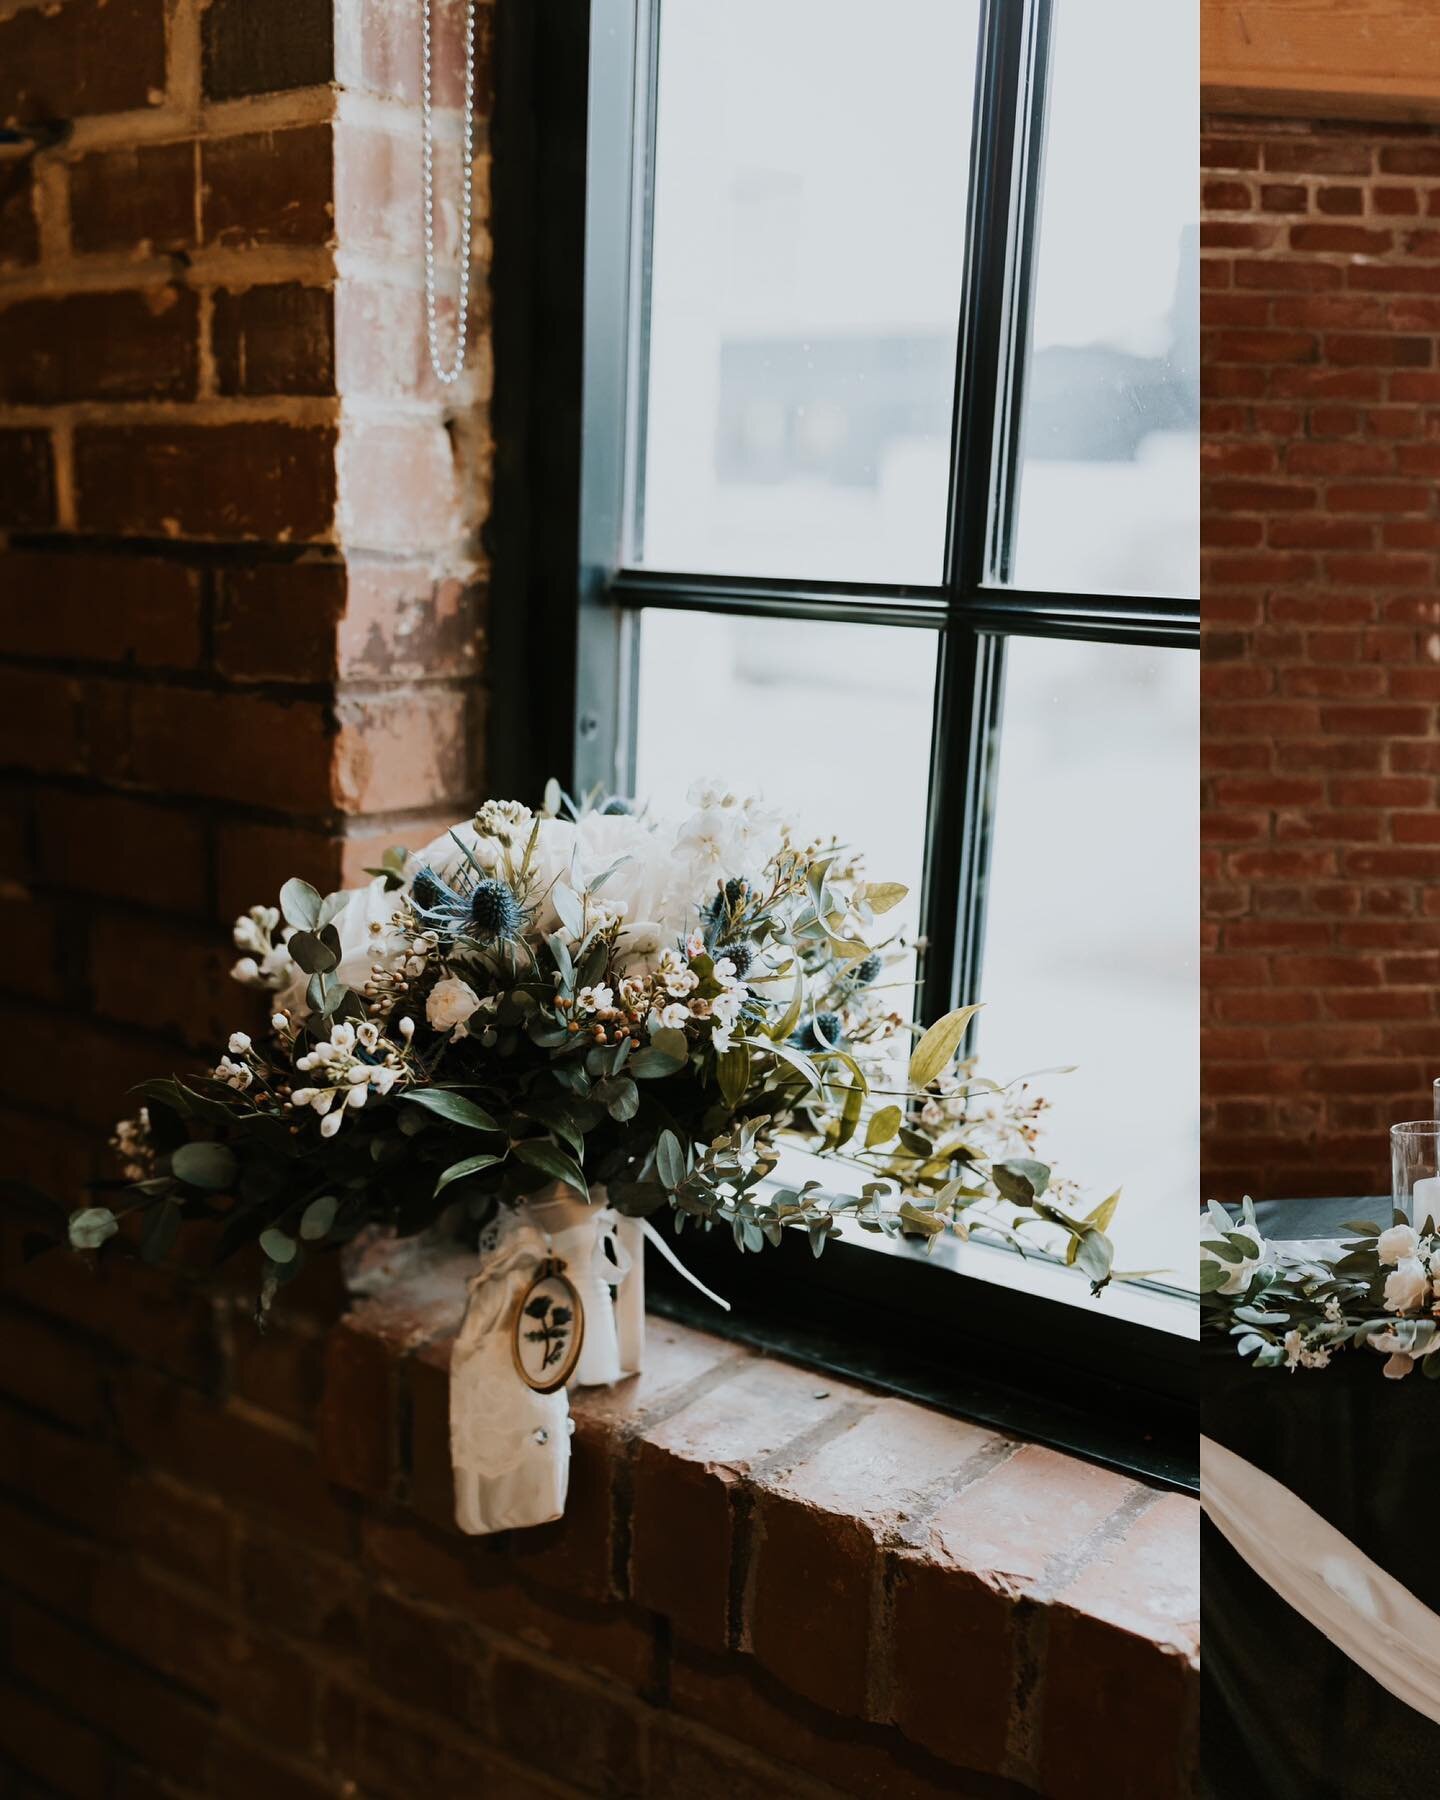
450,1211,573,1535
1201,1435,1440,1726
450,1185,734,1535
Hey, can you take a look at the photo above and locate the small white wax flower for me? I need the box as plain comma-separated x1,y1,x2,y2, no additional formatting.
312,1089,336,1114
427,976,482,1033
271,1013,289,1033
356,1021,380,1051
658,1002,689,1031
330,1024,356,1051
346,1065,370,1084
320,1110,344,1138
1383,1258,1427,1314
1378,1223,1420,1266
347,1084,368,1108
228,1032,252,1055
231,956,261,984
290,1088,317,1107
577,984,614,1014
398,1016,416,1039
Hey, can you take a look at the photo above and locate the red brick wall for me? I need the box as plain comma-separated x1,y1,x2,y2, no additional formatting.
0,7,1199,1795
1202,117,1440,1203
0,0,489,1123
0,1233,1198,1800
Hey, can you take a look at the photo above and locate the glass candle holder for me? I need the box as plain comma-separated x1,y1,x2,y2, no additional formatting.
1433,1077,1440,1128
1392,1121,1440,1233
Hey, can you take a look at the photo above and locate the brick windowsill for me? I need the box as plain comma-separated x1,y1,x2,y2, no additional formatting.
321,1245,1200,1799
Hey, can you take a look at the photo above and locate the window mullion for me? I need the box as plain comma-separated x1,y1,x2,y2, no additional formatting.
921,0,1037,1032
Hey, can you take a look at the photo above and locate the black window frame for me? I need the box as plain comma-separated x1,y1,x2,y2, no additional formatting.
488,0,1199,1493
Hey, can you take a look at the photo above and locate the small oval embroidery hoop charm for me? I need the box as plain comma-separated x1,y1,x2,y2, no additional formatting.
511,1257,585,1394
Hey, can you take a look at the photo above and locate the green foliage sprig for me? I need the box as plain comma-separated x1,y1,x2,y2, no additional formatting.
1202,1197,1440,1379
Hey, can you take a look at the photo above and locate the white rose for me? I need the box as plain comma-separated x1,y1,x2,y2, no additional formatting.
1377,1223,1419,1266
427,975,482,1034
1383,1258,1427,1314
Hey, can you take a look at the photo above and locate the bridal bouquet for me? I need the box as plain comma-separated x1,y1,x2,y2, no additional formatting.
50,781,1120,1533
1202,1198,1440,1380
74,783,1114,1302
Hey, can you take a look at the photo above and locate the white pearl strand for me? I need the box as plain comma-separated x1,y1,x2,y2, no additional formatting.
421,0,477,384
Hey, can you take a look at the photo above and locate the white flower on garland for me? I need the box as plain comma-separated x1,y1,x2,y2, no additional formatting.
1377,1223,1420,1266
1383,1258,1429,1315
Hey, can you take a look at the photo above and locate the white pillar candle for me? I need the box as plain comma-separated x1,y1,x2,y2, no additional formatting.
1410,1174,1440,1236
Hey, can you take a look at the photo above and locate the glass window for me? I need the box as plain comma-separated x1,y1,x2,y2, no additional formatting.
1007,0,1199,599
978,637,1199,1283
639,0,979,582
633,610,935,937
571,0,1200,1357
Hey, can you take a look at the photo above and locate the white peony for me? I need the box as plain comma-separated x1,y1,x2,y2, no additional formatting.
407,787,789,979
1383,1258,1428,1314
427,975,483,1034
1377,1223,1419,1266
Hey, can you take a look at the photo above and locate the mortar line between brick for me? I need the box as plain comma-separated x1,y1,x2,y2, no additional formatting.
609,1345,754,1443
1027,1480,1162,1608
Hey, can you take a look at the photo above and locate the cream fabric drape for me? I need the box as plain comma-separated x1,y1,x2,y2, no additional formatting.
1201,1435,1440,1726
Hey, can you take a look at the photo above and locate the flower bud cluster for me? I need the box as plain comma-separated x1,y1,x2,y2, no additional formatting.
230,905,296,990
110,1108,154,1183
289,1021,408,1138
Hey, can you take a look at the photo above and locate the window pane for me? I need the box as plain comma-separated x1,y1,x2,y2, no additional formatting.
632,612,935,974
1008,0,1198,600
639,0,979,583
977,637,1198,1286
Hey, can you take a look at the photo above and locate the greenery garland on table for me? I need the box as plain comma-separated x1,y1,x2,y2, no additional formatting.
9,783,1124,1317
1202,1197,1440,1379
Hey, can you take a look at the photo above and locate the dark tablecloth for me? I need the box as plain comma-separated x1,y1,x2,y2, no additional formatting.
1203,1196,1440,1798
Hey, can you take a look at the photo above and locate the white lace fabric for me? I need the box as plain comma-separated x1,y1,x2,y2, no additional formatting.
448,1188,645,1536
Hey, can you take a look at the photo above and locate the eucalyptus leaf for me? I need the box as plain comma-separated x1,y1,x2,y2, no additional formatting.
171,1141,238,1192
865,1104,902,1148
861,881,908,915
300,1195,339,1240
260,1227,297,1264
656,1131,686,1190
908,1004,983,1089
280,878,322,932
288,929,338,975
140,1200,182,1264
68,1206,119,1251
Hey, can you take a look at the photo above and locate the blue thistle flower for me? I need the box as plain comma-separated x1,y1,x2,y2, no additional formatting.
469,878,523,940
795,1011,844,1052
849,952,883,987
717,940,754,979
411,865,458,914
